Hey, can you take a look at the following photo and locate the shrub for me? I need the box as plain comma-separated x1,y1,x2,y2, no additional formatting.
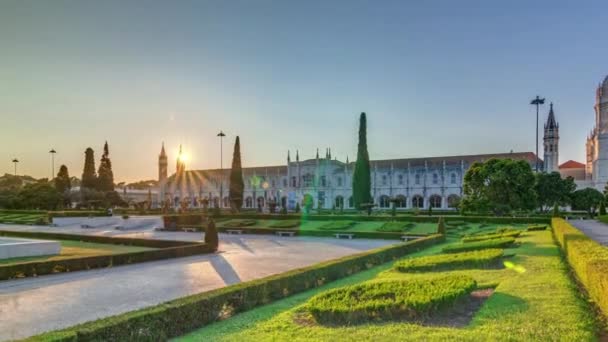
307,275,476,325
122,215,130,220
376,221,410,232
268,220,300,229
442,237,516,253
319,221,356,231
437,216,446,235
222,219,257,228
461,231,520,243
552,218,608,320
527,225,547,231
204,219,219,251
394,249,504,272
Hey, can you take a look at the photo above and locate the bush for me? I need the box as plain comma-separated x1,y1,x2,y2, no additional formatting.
527,225,547,231
28,234,445,341
122,215,130,220
442,237,516,253
222,219,257,228
204,219,219,251
268,220,300,229
307,275,476,325
461,231,520,243
376,221,410,232
319,221,356,231
394,249,504,272
552,218,608,320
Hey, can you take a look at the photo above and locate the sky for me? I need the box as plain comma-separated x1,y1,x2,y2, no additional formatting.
1,0,607,183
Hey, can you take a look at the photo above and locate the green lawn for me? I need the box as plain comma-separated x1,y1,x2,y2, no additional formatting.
0,212,48,224
0,240,155,265
177,230,597,341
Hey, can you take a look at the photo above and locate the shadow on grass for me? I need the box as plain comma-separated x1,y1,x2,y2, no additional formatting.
473,291,529,321
515,241,559,257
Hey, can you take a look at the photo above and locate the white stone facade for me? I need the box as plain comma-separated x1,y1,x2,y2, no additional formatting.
582,76,608,191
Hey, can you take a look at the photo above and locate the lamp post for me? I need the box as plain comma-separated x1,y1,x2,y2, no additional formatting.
12,158,19,176
217,131,226,207
530,95,545,172
49,149,57,179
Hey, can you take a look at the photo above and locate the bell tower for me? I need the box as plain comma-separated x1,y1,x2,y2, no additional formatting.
159,142,168,182
543,103,559,173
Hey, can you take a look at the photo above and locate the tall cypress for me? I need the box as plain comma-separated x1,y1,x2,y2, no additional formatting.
228,136,244,211
97,141,115,192
55,165,71,193
81,148,97,190
352,112,372,209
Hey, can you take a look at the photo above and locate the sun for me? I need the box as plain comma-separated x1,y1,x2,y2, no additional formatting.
178,153,189,162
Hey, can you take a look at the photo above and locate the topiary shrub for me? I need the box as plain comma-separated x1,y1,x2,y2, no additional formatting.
307,275,476,325
442,237,516,253
319,221,356,231
222,219,257,228
394,249,504,272
268,220,300,229
437,216,446,235
376,221,411,232
204,219,219,252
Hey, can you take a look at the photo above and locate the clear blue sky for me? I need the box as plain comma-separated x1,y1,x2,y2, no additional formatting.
1,0,607,182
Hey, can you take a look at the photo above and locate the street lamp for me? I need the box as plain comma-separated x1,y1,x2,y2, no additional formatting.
217,131,226,207
49,149,57,179
530,95,545,172
11,158,19,176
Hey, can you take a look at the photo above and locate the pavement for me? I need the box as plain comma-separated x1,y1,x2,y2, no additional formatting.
569,219,608,246
0,218,395,341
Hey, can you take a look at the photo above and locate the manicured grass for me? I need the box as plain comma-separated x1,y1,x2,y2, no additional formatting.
307,275,476,325
442,237,516,253
394,249,504,273
318,221,356,230
0,240,155,265
268,220,300,229
178,230,597,341
219,219,257,228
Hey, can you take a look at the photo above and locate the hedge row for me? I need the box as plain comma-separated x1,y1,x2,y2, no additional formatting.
552,218,608,321
442,237,516,253
0,243,214,281
461,231,521,243
48,211,111,218
307,275,477,325
394,249,504,272
26,234,445,341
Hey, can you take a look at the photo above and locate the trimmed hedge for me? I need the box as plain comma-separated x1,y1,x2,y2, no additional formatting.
376,222,414,232
394,249,504,272
48,211,110,218
527,225,548,231
26,234,445,341
461,231,521,243
307,275,477,325
268,220,300,229
319,221,356,231
442,237,516,253
552,218,608,321
222,219,257,228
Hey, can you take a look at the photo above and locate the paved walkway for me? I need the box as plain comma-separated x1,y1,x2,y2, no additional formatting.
0,222,394,341
569,219,608,246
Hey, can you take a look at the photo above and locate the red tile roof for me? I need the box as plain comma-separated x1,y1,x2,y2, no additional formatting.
559,160,585,169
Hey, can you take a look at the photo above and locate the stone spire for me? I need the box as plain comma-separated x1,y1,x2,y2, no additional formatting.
543,103,560,173
296,150,299,162
158,142,168,183
287,150,291,163
316,148,319,159
545,103,558,130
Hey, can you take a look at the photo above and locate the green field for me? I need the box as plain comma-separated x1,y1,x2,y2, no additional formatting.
177,229,597,341
0,212,48,225
0,240,155,265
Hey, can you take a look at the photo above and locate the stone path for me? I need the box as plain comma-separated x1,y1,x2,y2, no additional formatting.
569,219,608,246
0,221,394,341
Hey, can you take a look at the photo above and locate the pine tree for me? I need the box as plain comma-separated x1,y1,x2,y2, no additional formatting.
55,165,71,194
228,136,244,211
352,112,372,209
81,148,98,190
97,141,115,192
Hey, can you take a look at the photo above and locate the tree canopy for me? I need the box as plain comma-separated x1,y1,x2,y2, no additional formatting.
81,147,97,190
97,141,115,192
534,172,576,211
228,136,244,211
352,112,372,209
571,188,604,216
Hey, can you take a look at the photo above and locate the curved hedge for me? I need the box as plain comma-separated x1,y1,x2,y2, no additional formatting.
394,249,504,272
461,231,521,243
442,237,516,253
307,275,476,325
552,218,608,321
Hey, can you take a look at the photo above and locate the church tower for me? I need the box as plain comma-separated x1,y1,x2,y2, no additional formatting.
543,103,559,173
158,142,168,182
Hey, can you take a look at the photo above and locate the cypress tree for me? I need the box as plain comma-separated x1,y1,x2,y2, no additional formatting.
55,165,71,193
97,141,115,192
352,112,372,209
228,136,244,211
81,148,97,190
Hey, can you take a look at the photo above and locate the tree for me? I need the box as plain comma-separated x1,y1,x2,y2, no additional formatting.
81,148,97,190
205,218,219,251
97,141,115,192
600,200,607,216
352,112,372,209
228,136,244,211
55,165,72,207
461,158,537,215
571,188,604,217
535,172,576,212
17,181,62,210
552,203,560,218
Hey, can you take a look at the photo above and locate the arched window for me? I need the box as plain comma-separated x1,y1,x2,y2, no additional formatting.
433,173,439,184
451,173,457,184
398,174,404,185
257,196,265,208
291,176,297,187
334,196,344,209
448,195,461,208
415,174,421,185
412,195,424,208
379,195,390,208
430,195,442,208
395,195,406,208
245,196,253,208
348,196,354,208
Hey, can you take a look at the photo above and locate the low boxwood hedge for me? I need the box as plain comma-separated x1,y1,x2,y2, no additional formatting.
318,221,356,230
442,237,516,253
268,220,300,229
307,275,476,325
25,234,445,341
394,249,504,272
461,231,521,243
552,218,608,321
222,219,257,228
376,222,415,232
